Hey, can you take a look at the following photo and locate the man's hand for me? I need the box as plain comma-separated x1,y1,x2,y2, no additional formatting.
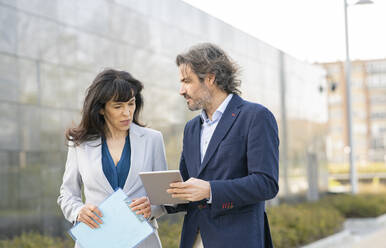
167,177,211,202
77,204,103,229
129,196,152,219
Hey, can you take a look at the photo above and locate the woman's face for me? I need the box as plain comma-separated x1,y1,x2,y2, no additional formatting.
100,97,136,135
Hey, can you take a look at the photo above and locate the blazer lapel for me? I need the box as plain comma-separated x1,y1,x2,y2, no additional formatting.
189,117,202,178
123,123,146,193
85,138,114,194
198,95,244,177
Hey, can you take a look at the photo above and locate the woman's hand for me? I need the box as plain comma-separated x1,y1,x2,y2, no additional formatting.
77,204,103,229
129,197,152,219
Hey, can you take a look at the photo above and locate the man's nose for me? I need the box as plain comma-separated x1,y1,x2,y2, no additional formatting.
179,84,186,96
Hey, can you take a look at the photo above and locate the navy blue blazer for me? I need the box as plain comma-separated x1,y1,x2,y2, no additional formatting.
168,94,279,248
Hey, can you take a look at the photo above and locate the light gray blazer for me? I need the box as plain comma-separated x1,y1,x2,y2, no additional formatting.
57,123,167,248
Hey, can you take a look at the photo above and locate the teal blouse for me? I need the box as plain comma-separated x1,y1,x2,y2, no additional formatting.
101,135,131,190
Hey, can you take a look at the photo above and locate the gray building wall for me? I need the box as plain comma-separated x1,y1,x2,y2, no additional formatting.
0,0,327,237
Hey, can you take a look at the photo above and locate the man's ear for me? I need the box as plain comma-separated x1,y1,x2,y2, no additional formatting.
206,73,216,86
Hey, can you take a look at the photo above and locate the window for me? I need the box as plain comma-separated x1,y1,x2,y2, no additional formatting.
368,73,386,88
371,137,385,149
366,61,386,73
370,95,386,104
371,112,386,119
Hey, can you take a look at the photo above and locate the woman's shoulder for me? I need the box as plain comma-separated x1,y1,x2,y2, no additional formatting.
131,123,163,139
67,137,101,150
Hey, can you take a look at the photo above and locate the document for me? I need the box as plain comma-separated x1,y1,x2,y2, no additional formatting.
68,189,154,248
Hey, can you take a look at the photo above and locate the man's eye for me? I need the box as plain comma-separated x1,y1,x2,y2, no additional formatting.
114,106,121,109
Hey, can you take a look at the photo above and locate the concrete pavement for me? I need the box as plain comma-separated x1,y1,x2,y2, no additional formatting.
303,214,386,248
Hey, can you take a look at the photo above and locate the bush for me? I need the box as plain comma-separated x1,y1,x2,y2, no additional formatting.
268,203,344,248
158,218,183,248
0,232,74,248
320,194,386,218
269,194,386,248
2,194,386,248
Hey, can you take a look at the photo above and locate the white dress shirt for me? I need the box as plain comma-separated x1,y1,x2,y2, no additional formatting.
200,94,233,162
200,94,233,203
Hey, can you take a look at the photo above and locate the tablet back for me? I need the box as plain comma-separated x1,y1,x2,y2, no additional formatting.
139,170,189,205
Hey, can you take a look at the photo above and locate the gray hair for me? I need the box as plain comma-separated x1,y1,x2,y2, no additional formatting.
176,43,241,95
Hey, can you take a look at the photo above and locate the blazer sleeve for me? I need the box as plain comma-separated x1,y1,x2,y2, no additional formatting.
57,142,84,224
149,132,168,219
209,107,279,216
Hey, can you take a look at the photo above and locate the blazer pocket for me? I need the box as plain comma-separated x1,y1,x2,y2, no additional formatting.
212,204,254,218
215,208,255,227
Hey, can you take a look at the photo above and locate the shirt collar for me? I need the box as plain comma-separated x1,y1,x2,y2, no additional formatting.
200,94,233,123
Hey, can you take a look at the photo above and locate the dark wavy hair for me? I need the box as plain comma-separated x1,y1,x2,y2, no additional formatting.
176,43,241,95
66,69,145,146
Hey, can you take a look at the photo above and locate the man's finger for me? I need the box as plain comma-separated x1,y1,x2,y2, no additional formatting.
168,187,193,194
172,193,191,200
169,182,187,188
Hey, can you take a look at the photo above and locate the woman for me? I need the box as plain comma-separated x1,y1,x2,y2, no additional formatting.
58,69,167,247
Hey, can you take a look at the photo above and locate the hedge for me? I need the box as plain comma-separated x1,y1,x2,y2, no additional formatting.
269,193,386,247
268,203,344,247
1,194,386,248
0,232,73,248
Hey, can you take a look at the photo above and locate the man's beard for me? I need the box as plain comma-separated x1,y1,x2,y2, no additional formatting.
185,93,210,111
187,98,203,111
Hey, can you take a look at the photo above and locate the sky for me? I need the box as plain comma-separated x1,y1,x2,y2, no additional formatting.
182,0,386,63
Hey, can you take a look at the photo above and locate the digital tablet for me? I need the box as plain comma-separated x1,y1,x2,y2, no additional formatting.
139,170,189,205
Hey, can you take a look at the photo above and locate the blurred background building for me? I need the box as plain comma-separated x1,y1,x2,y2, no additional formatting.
322,59,386,190
0,0,328,238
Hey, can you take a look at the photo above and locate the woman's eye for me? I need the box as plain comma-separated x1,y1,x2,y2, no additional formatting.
114,106,121,109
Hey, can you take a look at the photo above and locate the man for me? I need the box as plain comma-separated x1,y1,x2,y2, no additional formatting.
166,43,279,248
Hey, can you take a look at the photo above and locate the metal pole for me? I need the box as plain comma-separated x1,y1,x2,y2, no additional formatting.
344,0,358,194
279,51,290,197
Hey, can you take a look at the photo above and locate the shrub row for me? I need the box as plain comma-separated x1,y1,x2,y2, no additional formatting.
268,203,344,247
269,193,386,247
0,232,73,248
1,194,386,248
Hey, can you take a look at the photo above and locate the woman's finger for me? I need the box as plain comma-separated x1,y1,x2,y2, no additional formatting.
79,215,99,229
87,209,103,224
135,205,151,216
88,205,103,218
131,201,150,211
143,210,151,219
129,197,148,208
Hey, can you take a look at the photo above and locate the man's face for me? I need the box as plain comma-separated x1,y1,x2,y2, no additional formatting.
178,64,211,111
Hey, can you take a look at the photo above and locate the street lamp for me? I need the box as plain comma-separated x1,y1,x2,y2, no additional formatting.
343,0,373,194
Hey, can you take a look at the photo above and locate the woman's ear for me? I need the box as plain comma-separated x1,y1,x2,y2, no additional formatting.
99,108,104,115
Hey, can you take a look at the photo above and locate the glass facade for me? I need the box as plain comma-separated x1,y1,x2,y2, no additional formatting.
0,0,327,237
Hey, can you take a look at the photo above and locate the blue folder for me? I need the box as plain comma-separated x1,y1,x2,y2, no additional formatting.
69,189,154,248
